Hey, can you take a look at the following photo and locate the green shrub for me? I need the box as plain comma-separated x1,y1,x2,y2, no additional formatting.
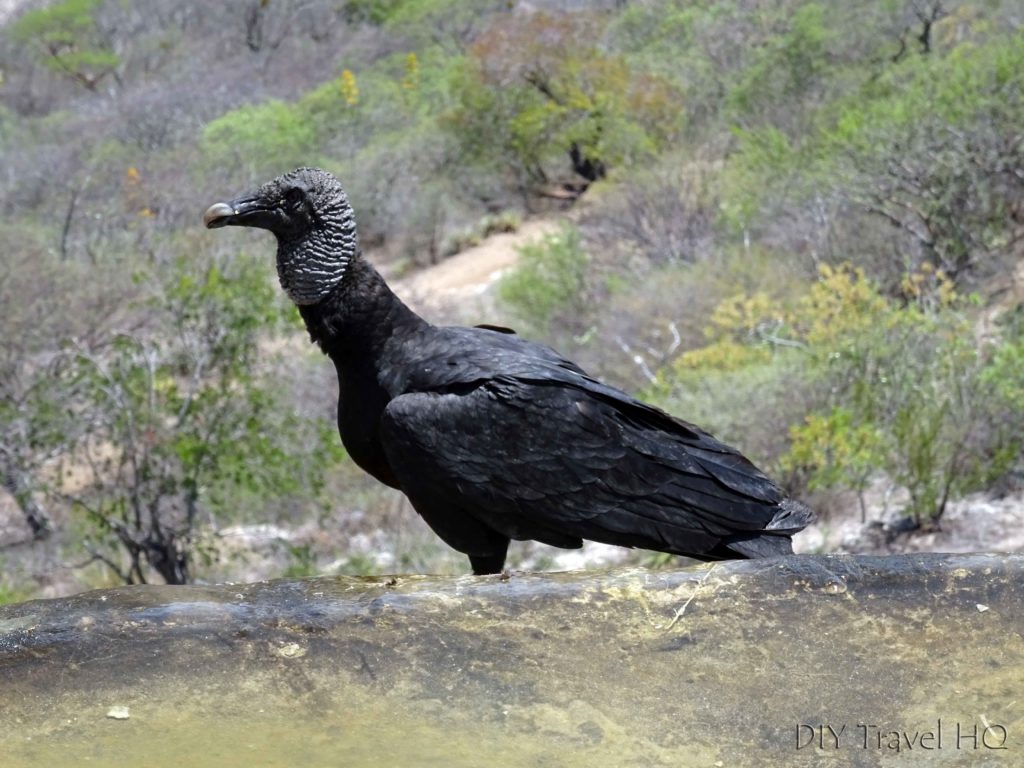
981,309,1024,413
341,0,407,24
481,211,521,237
655,262,1023,525
201,100,317,177
497,225,589,338
782,266,1022,524
727,3,833,127
64,256,346,585
0,581,30,607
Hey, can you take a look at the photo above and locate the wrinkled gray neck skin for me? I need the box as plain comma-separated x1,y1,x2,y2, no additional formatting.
276,192,358,306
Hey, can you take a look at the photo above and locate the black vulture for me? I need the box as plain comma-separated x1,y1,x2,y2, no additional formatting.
204,168,813,574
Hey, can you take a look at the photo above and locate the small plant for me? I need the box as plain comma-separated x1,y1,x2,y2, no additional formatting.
497,224,589,338
0,577,30,606
480,211,521,237
442,229,482,256
282,542,319,578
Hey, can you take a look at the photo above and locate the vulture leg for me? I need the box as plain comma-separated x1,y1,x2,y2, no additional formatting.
469,548,510,576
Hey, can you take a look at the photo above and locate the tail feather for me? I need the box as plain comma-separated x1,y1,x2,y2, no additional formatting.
766,498,815,532
721,533,794,559
711,499,814,559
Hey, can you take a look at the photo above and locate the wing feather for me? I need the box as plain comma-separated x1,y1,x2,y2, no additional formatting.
380,367,796,558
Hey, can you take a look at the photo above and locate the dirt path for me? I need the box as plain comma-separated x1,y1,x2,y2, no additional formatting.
389,218,561,316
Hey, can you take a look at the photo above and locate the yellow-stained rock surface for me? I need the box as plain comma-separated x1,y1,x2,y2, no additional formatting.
0,554,1021,767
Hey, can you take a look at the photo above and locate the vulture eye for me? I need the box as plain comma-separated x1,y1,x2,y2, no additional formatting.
284,187,304,207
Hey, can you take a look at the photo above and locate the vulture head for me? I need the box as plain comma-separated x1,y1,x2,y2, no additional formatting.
203,167,358,305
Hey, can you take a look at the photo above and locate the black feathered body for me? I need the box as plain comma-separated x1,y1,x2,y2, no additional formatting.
300,257,811,570
206,167,810,572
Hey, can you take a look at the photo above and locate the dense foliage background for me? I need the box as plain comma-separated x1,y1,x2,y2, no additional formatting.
1,0,1021,598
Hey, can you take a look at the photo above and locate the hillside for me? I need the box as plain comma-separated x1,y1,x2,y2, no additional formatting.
0,0,1022,598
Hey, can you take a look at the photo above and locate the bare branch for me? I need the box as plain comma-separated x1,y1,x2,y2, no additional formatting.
613,335,657,384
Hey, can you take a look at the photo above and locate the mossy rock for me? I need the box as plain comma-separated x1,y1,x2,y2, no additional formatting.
0,554,1021,767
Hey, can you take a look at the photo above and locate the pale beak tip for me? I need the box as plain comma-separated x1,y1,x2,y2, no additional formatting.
203,202,235,229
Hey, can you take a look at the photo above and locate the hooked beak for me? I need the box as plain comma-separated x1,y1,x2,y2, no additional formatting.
203,193,283,231
202,201,236,229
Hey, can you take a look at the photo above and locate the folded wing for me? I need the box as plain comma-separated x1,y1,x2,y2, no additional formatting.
379,359,809,559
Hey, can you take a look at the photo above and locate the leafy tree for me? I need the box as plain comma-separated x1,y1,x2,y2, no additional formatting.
825,33,1024,282
449,12,682,195
724,28,1024,288
727,3,834,131
8,0,119,91
61,257,345,584
784,265,1022,525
